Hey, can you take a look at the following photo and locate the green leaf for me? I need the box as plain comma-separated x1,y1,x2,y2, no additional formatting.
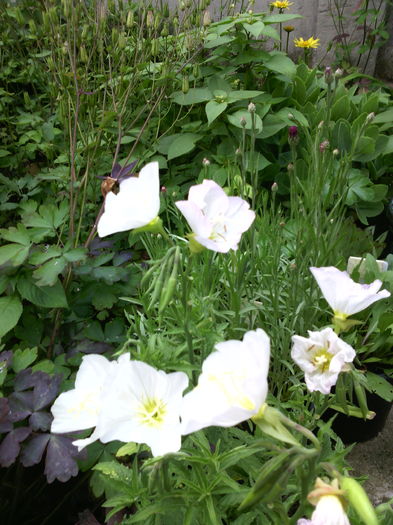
331,95,351,121
116,442,139,457
167,134,201,160
226,90,263,103
366,372,393,402
171,88,212,106
242,21,265,38
12,347,38,373
63,247,87,263
260,114,287,138
205,100,228,126
0,244,30,267
0,224,31,245
332,119,352,153
33,257,67,286
373,107,393,124
263,13,303,23
0,295,23,338
227,110,263,133
17,276,68,308
264,53,296,78
93,461,133,484
29,246,63,265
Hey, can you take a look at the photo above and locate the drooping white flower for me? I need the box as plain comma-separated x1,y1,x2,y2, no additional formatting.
97,161,160,237
297,478,350,525
310,266,390,319
181,329,270,435
51,354,118,434
175,179,255,253
73,359,188,457
291,327,356,394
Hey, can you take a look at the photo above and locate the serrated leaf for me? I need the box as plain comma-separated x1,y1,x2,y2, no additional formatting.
366,372,393,401
12,347,38,373
116,442,140,457
0,224,31,245
44,434,79,483
93,461,134,484
33,256,67,286
63,247,87,263
0,295,23,338
29,246,63,265
0,243,30,266
17,276,68,308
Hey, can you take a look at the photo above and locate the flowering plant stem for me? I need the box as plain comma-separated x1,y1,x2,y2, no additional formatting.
181,252,196,383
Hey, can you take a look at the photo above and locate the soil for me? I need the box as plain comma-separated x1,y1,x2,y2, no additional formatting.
347,407,393,506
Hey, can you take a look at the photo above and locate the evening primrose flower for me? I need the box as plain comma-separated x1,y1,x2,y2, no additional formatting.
297,478,350,525
181,329,270,434
97,161,160,237
291,327,356,394
294,36,320,48
51,354,117,434
310,266,390,320
270,0,293,9
74,359,188,457
175,179,255,253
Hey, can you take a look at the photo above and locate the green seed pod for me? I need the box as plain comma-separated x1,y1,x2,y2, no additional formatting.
49,6,58,24
126,10,134,28
192,64,200,78
161,23,169,37
81,24,89,40
154,13,161,31
163,4,169,17
340,477,379,525
118,33,126,49
182,75,189,94
80,45,88,63
159,247,181,313
151,38,159,56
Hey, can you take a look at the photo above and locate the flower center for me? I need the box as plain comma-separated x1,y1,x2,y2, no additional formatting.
137,397,167,427
311,347,333,372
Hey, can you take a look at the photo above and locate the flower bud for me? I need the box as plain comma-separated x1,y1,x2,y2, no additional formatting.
126,10,134,27
240,116,247,127
248,102,256,113
146,10,154,27
288,125,298,144
182,75,189,94
333,148,339,156
271,182,278,192
287,163,294,171
324,66,333,84
202,158,210,166
284,25,294,32
203,10,211,26
319,140,330,152
366,112,375,123
335,68,343,78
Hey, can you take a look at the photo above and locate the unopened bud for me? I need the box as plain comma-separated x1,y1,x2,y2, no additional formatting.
182,75,189,94
288,125,298,144
161,186,167,193
319,140,330,152
202,158,210,166
126,11,134,27
318,121,324,129
271,182,278,192
366,112,375,123
288,113,294,119
146,10,154,27
334,68,343,78
235,148,242,156
203,10,211,26
324,66,333,84
284,25,294,33
240,116,247,127
248,102,256,113
333,148,339,156
287,163,294,171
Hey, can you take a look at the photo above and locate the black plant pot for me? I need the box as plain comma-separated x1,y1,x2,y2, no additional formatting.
327,391,392,444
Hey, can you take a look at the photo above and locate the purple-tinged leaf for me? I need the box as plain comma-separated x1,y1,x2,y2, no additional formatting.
67,340,113,358
8,391,34,421
14,368,37,391
45,434,79,483
0,427,31,467
88,237,114,256
0,350,13,367
113,251,134,266
20,433,50,467
107,509,126,525
29,410,53,431
32,372,61,410
0,398,12,433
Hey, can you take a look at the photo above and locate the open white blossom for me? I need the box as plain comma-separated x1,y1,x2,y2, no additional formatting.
175,179,255,253
291,327,356,394
97,161,160,237
310,266,390,319
74,359,188,457
181,329,270,435
298,478,350,525
51,354,118,434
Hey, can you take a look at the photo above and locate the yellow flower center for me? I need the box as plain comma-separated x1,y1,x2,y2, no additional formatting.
137,397,167,427
311,347,332,372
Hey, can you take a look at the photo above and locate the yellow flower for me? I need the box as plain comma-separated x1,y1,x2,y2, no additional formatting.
270,0,293,9
294,36,320,48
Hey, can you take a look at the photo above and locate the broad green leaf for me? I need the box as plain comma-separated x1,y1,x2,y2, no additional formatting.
260,114,287,138
33,257,67,287
264,53,296,78
17,277,68,308
116,442,139,458
366,372,393,402
263,13,303,23
0,295,23,338
167,134,201,160
227,90,263,103
332,119,352,153
0,150,11,157
242,21,265,38
204,34,235,49
0,224,31,245
12,347,38,373
171,88,212,106
0,244,30,267
227,110,263,133
63,247,87,263
29,246,63,265
205,100,228,126
331,94,351,121
373,107,393,124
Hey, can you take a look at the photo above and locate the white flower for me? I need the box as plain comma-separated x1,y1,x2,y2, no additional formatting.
51,354,118,434
97,161,160,237
181,329,270,435
310,266,390,319
74,359,188,457
291,327,356,394
175,179,255,253
310,495,350,525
